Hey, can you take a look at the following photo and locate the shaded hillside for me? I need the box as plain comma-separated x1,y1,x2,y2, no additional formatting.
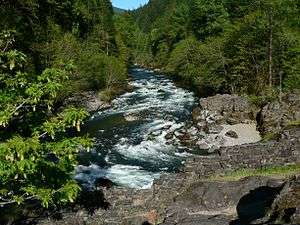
113,7,126,14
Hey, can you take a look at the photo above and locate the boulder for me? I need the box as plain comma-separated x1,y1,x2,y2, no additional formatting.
63,91,110,113
192,94,258,126
162,176,284,225
94,177,115,190
259,91,300,135
225,130,239,139
165,132,174,140
189,95,260,152
265,175,300,224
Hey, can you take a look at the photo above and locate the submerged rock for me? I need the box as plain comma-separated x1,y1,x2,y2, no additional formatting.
165,132,174,140
124,113,139,121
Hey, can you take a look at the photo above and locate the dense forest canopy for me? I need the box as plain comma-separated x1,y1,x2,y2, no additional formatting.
0,0,299,210
129,0,300,96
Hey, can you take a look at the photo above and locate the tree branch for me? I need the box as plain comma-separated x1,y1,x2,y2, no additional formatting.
0,196,35,206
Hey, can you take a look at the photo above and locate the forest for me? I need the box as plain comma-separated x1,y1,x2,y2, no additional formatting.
131,0,300,97
0,0,299,211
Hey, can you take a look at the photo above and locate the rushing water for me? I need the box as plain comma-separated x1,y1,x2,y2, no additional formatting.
75,68,197,189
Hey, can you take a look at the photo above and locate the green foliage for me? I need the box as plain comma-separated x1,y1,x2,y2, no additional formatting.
189,0,229,40
247,88,279,107
1,0,128,96
78,52,127,91
210,164,300,181
0,31,92,208
166,37,226,94
261,132,280,142
287,120,300,128
0,0,129,211
283,32,300,90
132,0,299,96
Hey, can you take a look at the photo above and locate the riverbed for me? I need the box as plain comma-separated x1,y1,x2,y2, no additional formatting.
75,68,197,189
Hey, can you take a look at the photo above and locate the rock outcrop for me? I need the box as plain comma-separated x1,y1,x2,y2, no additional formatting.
192,94,258,125
63,91,110,113
162,176,285,225
179,94,262,152
183,127,300,178
259,91,300,135
264,176,300,224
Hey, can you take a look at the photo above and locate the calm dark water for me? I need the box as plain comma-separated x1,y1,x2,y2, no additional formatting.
75,68,197,189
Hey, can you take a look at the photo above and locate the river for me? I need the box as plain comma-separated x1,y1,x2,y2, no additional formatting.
75,68,197,189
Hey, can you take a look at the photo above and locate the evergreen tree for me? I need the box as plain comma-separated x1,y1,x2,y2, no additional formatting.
189,0,229,40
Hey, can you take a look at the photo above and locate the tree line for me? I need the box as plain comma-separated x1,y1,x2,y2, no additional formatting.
127,0,300,97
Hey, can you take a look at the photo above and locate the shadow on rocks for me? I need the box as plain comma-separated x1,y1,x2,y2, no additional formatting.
0,186,111,225
77,188,111,215
230,186,283,225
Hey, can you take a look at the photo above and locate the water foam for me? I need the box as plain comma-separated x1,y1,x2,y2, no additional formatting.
77,68,197,189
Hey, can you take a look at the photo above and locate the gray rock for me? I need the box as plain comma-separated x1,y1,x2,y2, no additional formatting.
193,94,258,126
225,130,239,139
189,94,260,152
162,176,284,225
198,142,210,150
165,132,174,140
29,126,300,225
208,125,224,134
64,91,110,113
259,91,300,135
264,175,300,224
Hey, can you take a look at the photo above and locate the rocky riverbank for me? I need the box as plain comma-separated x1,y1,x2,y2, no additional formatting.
63,84,133,114
63,91,111,113
4,92,300,225
35,125,300,225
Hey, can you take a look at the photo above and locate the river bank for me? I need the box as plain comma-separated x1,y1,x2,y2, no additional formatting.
1,69,300,225
63,83,134,114
23,125,300,225
34,90,300,225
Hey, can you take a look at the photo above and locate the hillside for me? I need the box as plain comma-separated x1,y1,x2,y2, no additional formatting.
113,6,126,14
129,0,300,96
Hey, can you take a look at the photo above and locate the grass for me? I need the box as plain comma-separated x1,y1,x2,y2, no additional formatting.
261,132,279,142
287,119,300,128
209,164,300,181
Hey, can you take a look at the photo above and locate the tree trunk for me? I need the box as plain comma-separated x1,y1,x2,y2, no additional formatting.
268,13,273,88
106,32,109,55
279,71,283,102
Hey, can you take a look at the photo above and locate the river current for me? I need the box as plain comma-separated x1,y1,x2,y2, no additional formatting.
75,68,197,189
